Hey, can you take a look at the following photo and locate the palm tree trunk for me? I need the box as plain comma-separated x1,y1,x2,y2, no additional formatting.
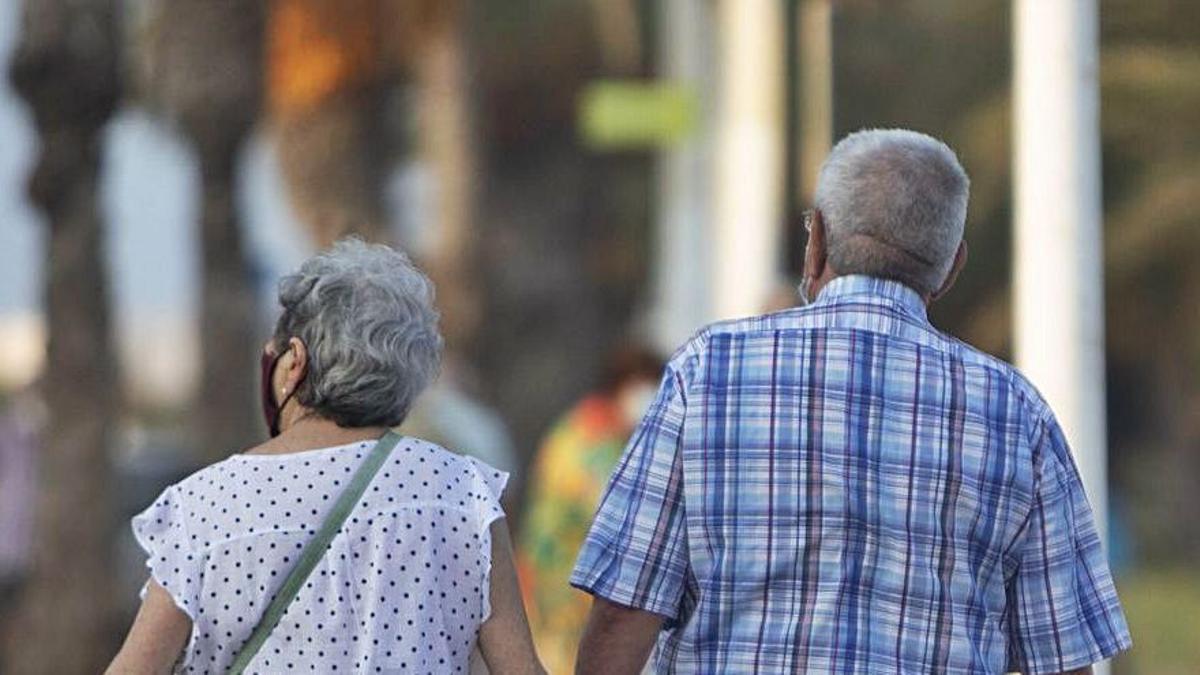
471,3,654,501
268,0,388,246
1,0,121,671
274,91,388,246
197,146,261,457
142,0,266,460
414,0,480,354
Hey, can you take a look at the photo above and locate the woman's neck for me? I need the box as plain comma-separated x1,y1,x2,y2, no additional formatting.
247,414,389,456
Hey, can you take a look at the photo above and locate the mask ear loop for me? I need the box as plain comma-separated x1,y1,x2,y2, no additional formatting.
265,344,307,437
799,209,815,305
272,389,301,436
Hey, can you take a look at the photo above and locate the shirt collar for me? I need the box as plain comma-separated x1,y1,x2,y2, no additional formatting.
813,275,929,320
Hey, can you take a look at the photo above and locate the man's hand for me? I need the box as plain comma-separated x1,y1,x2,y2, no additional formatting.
575,597,665,675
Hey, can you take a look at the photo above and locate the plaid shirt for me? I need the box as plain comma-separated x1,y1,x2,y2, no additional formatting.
571,275,1131,674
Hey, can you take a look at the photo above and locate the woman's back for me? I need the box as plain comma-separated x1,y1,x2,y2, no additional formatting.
134,437,507,674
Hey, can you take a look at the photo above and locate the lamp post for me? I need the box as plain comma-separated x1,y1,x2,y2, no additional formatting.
1013,7,1110,673
654,0,715,349
712,0,785,321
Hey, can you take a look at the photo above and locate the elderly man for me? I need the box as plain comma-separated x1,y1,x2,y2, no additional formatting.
571,129,1131,674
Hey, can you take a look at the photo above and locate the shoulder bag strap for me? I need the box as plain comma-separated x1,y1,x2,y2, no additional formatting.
228,430,403,674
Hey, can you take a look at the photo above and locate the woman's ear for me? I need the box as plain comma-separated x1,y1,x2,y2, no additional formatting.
284,337,309,391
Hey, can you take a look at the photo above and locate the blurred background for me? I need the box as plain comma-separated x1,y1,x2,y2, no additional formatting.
0,0,1195,673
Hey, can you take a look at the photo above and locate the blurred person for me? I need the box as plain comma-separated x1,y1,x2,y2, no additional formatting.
401,355,519,495
572,130,1131,674
109,240,543,674
517,346,663,674
0,388,40,623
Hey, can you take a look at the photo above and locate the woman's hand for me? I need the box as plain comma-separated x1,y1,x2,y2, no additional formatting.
106,580,191,675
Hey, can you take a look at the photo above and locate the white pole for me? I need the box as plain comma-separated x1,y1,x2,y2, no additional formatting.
653,0,715,351
1013,3,1109,671
712,0,784,321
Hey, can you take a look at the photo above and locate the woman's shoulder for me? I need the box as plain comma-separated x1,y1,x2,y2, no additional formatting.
391,436,509,506
395,436,502,474
166,455,248,500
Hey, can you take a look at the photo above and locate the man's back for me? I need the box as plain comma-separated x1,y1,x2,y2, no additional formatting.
572,276,1130,673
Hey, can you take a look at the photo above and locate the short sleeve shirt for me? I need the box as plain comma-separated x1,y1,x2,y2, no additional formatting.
132,437,508,674
571,275,1132,674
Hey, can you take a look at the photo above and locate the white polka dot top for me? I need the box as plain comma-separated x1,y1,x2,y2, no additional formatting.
131,437,509,674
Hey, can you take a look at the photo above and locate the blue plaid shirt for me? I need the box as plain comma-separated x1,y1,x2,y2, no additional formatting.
571,276,1131,674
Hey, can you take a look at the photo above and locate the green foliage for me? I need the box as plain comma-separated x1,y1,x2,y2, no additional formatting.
1113,569,1200,675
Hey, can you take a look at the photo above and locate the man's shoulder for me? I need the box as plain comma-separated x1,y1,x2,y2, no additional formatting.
674,308,1056,423
676,308,805,351
663,313,777,375
662,309,832,384
935,332,1056,421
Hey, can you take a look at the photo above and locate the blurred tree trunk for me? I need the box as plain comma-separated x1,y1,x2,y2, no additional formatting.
270,0,484,350
797,0,834,205
410,0,481,354
587,0,643,73
1,0,121,671
143,0,265,459
268,0,387,246
471,3,653,500
196,142,261,458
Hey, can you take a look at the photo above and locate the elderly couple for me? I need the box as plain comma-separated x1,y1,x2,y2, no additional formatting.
109,130,1130,674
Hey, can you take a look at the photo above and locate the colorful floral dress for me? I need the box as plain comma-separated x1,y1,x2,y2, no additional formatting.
517,395,629,674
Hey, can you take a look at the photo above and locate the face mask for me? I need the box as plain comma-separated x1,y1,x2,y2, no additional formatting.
260,346,303,437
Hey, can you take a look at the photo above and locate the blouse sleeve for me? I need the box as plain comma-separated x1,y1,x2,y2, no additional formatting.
465,457,510,622
131,485,203,620
467,456,509,530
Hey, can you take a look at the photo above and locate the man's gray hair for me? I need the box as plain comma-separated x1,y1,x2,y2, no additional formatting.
814,128,970,296
272,238,442,428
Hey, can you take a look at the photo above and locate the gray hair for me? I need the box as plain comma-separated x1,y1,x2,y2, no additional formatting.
272,238,442,428
814,128,970,296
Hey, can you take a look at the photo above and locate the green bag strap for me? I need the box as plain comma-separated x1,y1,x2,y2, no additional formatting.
228,431,403,674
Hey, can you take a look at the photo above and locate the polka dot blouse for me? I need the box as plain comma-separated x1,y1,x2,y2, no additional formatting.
131,437,509,674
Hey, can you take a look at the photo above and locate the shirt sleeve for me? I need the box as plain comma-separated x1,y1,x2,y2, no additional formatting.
569,365,690,623
1005,415,1133,674
131,485,202,620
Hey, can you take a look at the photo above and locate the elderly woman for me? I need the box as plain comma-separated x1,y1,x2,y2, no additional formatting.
109,240,542,674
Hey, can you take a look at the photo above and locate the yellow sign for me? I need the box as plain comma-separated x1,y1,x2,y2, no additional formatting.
579,81,698,149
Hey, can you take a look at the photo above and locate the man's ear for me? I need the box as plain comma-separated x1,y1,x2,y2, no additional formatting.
804,209,829,283
931,240,968,303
